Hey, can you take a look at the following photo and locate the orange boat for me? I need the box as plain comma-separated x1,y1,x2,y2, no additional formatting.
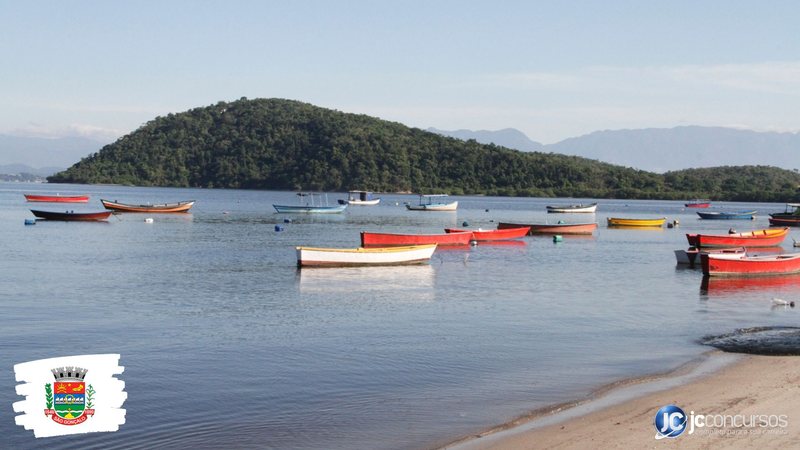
686,227,789,248
101,199,195,213
24,194,89,203
361,231,472,247
444,227,530,241
498,221,597,235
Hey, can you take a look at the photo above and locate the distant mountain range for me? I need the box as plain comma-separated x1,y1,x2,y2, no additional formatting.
429,126,800,173
0,134,104,175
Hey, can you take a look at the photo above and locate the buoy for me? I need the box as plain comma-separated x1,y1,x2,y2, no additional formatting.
144,218,154,223
462,221,469,227
24,218,36,225
667,223,674,228
558,220,565,224
222,211,229,215
284,218,292,223
275,225,284,232
470,240,478,246
553,235,563,243
673,219,680,225
485,209,489,212
729,228,737,234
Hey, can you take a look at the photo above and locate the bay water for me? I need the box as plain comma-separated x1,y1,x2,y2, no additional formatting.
1,183,798,449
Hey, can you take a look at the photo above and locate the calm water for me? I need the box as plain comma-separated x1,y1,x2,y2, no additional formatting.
1,183,798,449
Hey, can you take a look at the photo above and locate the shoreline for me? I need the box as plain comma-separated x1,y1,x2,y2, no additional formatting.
444,351,798,449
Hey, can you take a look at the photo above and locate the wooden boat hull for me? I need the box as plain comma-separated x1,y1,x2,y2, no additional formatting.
405,201,458,211
675,247,746,266
273,204,347,213
607,217,666,227
769,217,800,227
444,226,530,241
702,252,800,277
546,203,597,213
297,244,436,267
499,222,597,235
24,194,89,203
101,199,194,213
696,211,756,220
361,231,472,247
687,227,789,248
30,209,112,221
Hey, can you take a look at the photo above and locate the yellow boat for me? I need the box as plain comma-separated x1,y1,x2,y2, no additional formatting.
607,217,666,227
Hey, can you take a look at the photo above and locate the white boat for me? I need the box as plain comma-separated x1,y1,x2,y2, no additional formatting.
546,202,597,213
296,244,437,267
338,190,381,206
405,194,458,211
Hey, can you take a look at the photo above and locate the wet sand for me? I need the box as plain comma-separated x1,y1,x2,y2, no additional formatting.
447,353,799,449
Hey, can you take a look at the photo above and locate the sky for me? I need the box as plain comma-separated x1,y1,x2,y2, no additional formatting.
1,0,799,144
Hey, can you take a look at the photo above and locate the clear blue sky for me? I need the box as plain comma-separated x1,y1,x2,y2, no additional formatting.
1,0,798,143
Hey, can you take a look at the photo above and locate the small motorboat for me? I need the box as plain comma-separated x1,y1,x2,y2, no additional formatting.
685,199,711,208
405,194,458,211
296,244,437,267
30,209,112,221
338,190,380,206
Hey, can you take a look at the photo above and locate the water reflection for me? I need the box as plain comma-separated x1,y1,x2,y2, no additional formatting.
701,274,800,296
298,264,435,300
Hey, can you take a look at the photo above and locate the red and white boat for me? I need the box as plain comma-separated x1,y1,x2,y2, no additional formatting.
24,193,89,203
674,247,746,266
499,222,597,235
686,227,789,248
361,231,472,247
702,252,800,277
444,226,530,241
297,244,437,267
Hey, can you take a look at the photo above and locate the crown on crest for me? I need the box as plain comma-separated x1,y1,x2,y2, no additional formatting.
50,367,88,381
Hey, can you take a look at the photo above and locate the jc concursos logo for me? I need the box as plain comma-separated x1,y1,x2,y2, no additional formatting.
654,404,687,439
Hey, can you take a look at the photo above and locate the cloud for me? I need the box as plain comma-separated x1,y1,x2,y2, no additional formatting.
9,123,123,143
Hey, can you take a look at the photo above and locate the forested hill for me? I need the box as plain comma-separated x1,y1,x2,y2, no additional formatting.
48,98,800,201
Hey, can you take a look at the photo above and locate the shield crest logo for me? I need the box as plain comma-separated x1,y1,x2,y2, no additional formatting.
54,381,86,420
44,366,95,425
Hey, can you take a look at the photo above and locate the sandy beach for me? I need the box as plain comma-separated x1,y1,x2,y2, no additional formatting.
448,353,799,449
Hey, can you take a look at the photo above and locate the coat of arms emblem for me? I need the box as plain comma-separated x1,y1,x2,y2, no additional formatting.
44,367,95,425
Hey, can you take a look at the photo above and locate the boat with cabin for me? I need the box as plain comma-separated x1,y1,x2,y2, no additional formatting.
405,194,458,211
273,193,348,213
338,190,380,206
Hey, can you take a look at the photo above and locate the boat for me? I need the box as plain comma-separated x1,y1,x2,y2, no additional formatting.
30,209,112,221
702,252,800,277
24,194,89,203
338,191,380,206
444,226,530,241
498,221,597,235
607,217,666,227
101,199,195,213
686,227,789,248
546,202,597,213
685,199,711,208
674,247,746,266
296,244,437,267
361,231,472,247
696,210,756,220
769,217,800,227
273,193,348,214
405,194,458,211
769,203,800,220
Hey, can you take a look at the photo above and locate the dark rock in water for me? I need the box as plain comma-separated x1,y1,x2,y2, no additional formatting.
700,327,800,356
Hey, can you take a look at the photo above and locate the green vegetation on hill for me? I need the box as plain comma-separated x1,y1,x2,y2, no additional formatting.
49,98,800,201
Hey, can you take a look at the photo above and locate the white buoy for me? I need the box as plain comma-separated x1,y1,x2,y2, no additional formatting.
144,218,154,223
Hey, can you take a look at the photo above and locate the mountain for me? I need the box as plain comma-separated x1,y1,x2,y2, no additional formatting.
427,127,543,151
432,126,800,173
48,98,800,201
0,164,63,176
0,134,103,171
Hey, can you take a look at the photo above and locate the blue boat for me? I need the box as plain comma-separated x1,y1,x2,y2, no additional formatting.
697,210,756,220
273,193,348,214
